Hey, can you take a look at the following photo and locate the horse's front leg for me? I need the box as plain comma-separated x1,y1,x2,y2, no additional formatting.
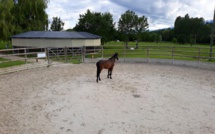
110,68,113,79
107,69,110,78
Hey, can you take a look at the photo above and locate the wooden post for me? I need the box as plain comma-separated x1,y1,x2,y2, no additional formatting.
124,46,126,62
147,47,149,63
83,46,85,63
198,47,200,68
82,46,85,63
24,48,27,64
172,47,174,65
64,47,67,63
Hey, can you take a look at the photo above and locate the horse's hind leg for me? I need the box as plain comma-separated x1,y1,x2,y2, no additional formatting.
97,69,102,82
96,66,101,82
97,73,101,82
99,69,102,81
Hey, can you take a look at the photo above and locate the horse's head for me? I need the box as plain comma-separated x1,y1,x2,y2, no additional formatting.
109,52,118,61
114,52,118,60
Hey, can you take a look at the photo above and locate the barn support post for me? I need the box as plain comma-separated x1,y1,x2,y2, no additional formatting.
45,48,47,61
102,46,104,59
46,48,51,65
94,46,95,53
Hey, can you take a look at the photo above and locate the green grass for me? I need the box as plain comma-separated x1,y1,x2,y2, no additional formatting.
0,57,9,62
0,57,27,68
0,60,26,68
0,41,12,49
70,59,81,64
95,41,215,62
49,55,82,64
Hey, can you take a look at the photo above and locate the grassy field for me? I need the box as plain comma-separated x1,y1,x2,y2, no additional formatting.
0,41,214,68
0,58,26,68
90,41,215,62
0,41,12,49
0,41,27,68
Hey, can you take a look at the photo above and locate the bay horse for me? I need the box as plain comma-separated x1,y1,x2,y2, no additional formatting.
96,53,118,83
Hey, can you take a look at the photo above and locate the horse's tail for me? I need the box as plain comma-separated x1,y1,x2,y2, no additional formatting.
96,62,100,77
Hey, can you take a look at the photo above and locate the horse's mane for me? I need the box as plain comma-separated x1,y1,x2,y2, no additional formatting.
108,53,118,60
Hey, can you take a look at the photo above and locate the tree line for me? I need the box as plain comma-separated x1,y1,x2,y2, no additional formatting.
154,14,212,44
0,0,49,40
0,0,213,45
69,10,213,45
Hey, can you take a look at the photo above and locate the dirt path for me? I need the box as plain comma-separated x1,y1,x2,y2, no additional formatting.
0,63,215,134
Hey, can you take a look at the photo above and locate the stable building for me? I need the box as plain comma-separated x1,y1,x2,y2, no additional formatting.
11,31,101,48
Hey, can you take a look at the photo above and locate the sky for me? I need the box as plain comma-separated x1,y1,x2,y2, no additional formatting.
46,0,215,31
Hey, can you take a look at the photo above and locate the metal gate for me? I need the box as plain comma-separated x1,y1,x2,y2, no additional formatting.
47,47,83,64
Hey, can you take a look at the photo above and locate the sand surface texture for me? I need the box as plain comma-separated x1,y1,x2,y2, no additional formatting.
0,63,215,134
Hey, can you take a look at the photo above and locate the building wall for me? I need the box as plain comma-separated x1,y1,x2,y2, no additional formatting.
12,38,101,48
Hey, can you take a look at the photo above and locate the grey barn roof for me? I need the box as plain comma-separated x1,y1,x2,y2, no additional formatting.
11,31,101,39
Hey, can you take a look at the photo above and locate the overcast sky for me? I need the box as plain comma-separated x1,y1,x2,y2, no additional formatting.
46,0,214,31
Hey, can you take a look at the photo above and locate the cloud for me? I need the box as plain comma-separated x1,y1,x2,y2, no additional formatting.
46,0,214,30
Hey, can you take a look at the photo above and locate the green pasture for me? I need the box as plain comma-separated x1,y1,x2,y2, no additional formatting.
0,41,12,49
89,41,215,62
98,42,215,61
0,41,214,69
48,55,82,64
0,58,26,68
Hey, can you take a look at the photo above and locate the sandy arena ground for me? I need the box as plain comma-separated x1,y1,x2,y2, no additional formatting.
0,63,215,134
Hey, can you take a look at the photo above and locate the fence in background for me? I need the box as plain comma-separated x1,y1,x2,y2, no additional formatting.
0,48,48,74
84,45,215,69
0,45,215,74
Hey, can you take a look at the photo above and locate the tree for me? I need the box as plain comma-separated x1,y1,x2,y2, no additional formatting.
174,14,205,44
154,28,174,42
0,0,49,40
118,10,148,48
12,0,49,33
134,15,148,47
0,0,15,40
50,17,64,31
118,10,136,48
74,9,115,44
